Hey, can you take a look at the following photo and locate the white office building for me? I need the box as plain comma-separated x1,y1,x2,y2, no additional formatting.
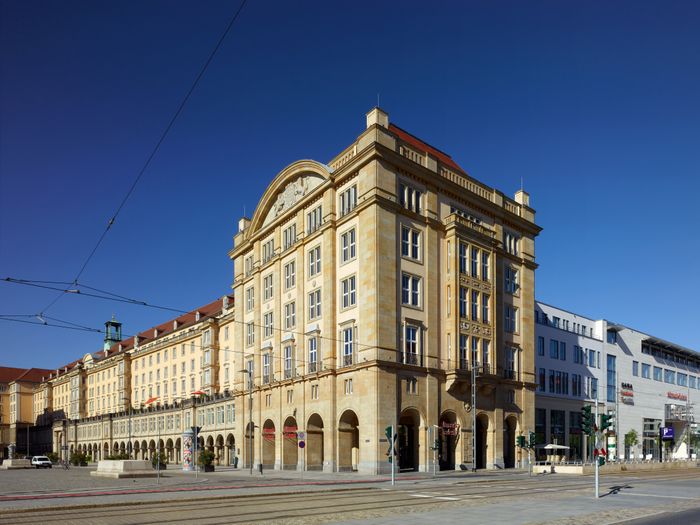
535,301,698,462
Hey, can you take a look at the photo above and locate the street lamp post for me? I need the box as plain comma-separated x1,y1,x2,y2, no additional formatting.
240,368,253,475
122,397,132,459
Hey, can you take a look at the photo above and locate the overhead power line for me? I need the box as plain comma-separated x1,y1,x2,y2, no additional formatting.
37,0,249,315
4,278,187,314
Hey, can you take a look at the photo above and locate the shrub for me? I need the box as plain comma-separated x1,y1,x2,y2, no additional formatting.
46,452,59,463
198,449,215,466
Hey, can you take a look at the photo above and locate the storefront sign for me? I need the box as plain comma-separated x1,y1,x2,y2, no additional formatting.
621,382,633,390
667,392,688,401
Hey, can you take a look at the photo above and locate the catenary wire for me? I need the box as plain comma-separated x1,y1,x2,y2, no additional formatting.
36,0,249,315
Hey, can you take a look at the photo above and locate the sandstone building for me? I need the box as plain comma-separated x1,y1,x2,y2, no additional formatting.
29,108,540,473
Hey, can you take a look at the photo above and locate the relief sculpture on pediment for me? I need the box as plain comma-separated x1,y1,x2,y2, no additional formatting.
263,174,324,226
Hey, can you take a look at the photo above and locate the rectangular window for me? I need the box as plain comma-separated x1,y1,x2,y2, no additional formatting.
481,294,489,323
341,275,356,308
458,242,467,274
307,205,322,234
308,337,318,373
283,224,296,251
504,346,516,379
401,273,421,307
308,289,321,320
588,349,596,368
404,325,419,365
263,312,273,339
690,376,697,389
262,353,271,384
550,340,559,359
549,370,555,393
284,302,296,329
505,267,519,294
560,342,566,361
284,345,293,379
642,363,651,379
607,354,616,402
459,287,467,318
505,306,518,333
632,361,639,377
471,247,479,277
538,336,545,356
401,225,420,260
591,378,598,399
504,231,519,255
263,274,273,301
262,238,275,263
538,368,546,392
344,378,353,395
308,246,321,277
664,369,675,384
284,261,296,290
678,373,687,387
399,183,422,213
246,322,254,346
482,339,490,365
342,327,355,366
653,366,662,381
340,228,356,263
339,184,357,216
459,335,468,370
481,252,489,281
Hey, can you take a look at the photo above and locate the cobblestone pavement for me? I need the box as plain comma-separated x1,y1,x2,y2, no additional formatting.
0,468,698,524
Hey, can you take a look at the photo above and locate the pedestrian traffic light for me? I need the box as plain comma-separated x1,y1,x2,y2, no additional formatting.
517,435,526,448
598,455,606,466
385,426,392,441
600,413,613,432
582,405,593,435
528,431,536,448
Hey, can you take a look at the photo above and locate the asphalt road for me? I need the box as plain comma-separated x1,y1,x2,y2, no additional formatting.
0,468,698,524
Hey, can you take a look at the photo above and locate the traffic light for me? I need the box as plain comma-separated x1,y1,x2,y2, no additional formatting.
528,431,536,448
385,426,397,462
582,405,593,435
598,455,606,466
600,413,614,432
517,435,526,448
385,426,392,441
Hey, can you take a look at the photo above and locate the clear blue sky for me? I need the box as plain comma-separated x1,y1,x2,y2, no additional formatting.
1,1,699,369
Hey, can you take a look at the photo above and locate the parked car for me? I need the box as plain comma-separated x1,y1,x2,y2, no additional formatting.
31,456,52,468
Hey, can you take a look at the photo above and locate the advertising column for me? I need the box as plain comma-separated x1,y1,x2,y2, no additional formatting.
182,428,194,472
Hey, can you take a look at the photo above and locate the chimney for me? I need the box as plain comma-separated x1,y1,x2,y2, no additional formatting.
366,107,389,129
515,189,530,207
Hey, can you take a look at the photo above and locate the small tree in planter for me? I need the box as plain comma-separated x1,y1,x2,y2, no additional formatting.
70,451,88,466
152,451,168,470
46,452,59,464
198,449,215,472
624,430,639,460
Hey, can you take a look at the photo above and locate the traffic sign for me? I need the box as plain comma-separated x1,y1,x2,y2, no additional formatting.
299,440,305,448
298,432,305,440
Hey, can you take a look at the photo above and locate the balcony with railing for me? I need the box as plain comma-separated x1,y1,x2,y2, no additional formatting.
262,374,270,385
342,353,354,367
284,368,294,380
665,404,694,422
503,368,517,380
308,362,317,373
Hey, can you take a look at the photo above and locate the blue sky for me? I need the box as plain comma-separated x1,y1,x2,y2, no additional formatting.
1,1,699,369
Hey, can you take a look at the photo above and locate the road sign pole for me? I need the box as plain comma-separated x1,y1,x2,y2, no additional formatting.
391,424,395,486
595,396,599,499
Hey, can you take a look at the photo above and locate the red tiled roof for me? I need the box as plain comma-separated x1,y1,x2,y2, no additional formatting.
0,367,53,383
388,123,466,174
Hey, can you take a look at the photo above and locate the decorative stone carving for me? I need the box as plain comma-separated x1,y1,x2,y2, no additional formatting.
263,174,324,226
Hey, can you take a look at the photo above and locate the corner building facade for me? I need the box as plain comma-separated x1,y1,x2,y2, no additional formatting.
229,108,541,473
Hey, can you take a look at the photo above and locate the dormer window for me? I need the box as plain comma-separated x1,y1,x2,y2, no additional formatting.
173,320,178,330
153,329,158,338
195,311,201,322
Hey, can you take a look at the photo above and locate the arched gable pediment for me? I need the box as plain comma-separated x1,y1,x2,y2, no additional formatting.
248,160,332,233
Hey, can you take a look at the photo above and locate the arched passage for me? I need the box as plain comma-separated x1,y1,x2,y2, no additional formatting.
134,441,140,460
244,422,255,469
338,410,359,472
215,435,224,465
141,440,148,460
262,420,276,469
504,416,518,468
175,438,182,464
476,413,489,469
306,414,324,471
439,411,459,471
399,408,421,472
166,439,174,463
103,442,109,459
225,434,234,466
282,416,298,470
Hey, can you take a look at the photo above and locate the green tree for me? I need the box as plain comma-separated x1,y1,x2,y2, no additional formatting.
624,429,639,448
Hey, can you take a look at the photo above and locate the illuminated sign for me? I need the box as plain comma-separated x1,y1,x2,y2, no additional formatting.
661,427,675,440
